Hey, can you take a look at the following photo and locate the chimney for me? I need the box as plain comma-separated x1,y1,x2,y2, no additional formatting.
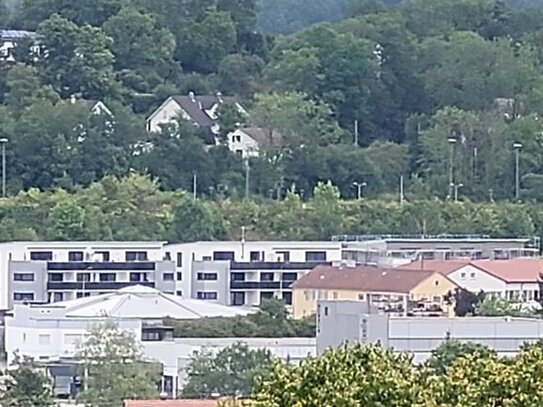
216,91,223,103
188,91,196,102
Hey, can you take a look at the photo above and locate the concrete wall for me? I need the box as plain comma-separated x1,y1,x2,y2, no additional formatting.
191,261,230,304
9,261,47,307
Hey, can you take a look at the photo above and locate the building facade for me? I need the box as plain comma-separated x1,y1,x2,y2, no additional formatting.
292,264,457,319
338,235,539,267
316,300,543,362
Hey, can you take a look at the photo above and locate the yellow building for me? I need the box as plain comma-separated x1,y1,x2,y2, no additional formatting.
292,264,458,319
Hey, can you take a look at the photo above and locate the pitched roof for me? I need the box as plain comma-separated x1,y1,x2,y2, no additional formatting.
45,285,252,319
171,94,236,127
398,260,470,275
0,30,37,40
292,264,438,293
239,127,283,149
124,400,217,407
400,258,543,283
472,258,543,283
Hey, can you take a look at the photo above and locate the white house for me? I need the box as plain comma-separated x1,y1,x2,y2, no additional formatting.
0,30,38,62
5,286,313,397
228,127,283,158
402,258,543,302
145,92,246,135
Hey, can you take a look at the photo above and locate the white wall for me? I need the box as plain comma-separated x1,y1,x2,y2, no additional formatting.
228,129,260,158
147,98,191,132
448,264,506,294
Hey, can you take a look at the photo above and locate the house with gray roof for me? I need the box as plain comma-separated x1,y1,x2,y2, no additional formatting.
0,30,38,61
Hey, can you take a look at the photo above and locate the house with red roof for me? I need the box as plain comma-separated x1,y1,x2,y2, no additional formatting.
400,258,543,302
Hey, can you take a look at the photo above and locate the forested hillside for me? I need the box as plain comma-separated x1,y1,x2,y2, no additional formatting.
2,0,543,240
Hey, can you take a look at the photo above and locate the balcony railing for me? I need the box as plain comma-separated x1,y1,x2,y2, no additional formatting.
47,281,155,290
230,261,329,270
47,262,156,271
230,281,296,290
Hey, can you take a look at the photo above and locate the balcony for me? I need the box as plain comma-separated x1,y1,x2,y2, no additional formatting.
230,261,329,270
47,262,156,271
230,281,282,290
47,281,155,290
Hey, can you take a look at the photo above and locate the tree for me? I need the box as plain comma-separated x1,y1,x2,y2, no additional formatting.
182,342,274,398
445,288,485,316
305,181,344,239
77,320,159,407
177,9,237,73
169,196,227,242
254,344,422,406
46,196,85,240
425,339,497,375
0,354,55,407
103,7,177,93
36,14,115,99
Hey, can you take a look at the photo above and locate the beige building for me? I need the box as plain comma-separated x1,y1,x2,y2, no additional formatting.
292,264,458,319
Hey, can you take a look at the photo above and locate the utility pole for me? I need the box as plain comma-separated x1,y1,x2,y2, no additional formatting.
400,175,404,205
245,159,250,199
452,183,463,202
514,142,523,201
353,181,367,200
192,173,197,200
447,137,457,199
0,138,8,198
354,120,359,146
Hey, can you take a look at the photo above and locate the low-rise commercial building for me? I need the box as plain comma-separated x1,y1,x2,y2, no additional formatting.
292,264,458,319
316,300,543,363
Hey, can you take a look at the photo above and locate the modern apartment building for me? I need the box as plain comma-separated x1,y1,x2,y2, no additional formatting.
1,241,174,309
337,235,539,267
169,241,343,307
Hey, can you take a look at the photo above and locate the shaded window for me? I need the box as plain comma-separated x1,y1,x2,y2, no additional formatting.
14,273,34,282
13,292,34,301
30,251,52,261
197,291,218,300
68,251,84,262
213,251,234,261
305,251,326,262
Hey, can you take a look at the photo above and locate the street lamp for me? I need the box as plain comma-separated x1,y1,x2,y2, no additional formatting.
0,138,8,198
513,142,523,200
353,181,367,200
447,137,457,199
451,182,463,202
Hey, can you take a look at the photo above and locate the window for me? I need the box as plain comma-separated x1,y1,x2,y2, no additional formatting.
260,292,274,301
126,251,148,261
176,290,183,297
460,272,466,279
77,273,91,282
197,291,218,300
333,291,338,299
276,251,290,262
13,292,34,301
235,149,243,155
130,273,143,282
53,292,63,302
142,331,161,341
470,272,476,279
30,251,52,261
203,256,212,261
49,273,63,282
164,252,171,261
250,251,262,262
64,334,82,346
232,135,241,143
434,280,440,286
231,292,246,306
95,251,110,262
14,273,34,282
197,272,218,281
76,292,91,298
358,293,365,300
282,292,293,305
305,251,327,262
213,251,234,261
176,272,182,281
176,253,183,267
163,273,174,281
261,272,274,282
282,272,297,281
99,273,116,282
231,272,245,281
38,334,51,345
68,251,84,262
324,306,329,316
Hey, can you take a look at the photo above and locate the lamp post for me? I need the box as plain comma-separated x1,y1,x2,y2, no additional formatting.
451,182,464,202
353,181,367,200
0,138,8,198
447,137,457,199
513,142,523,200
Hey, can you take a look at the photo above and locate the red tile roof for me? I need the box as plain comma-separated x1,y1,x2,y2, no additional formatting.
124,400,217,407
292,264,439,293
398,260,470,275
399,258,543,283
